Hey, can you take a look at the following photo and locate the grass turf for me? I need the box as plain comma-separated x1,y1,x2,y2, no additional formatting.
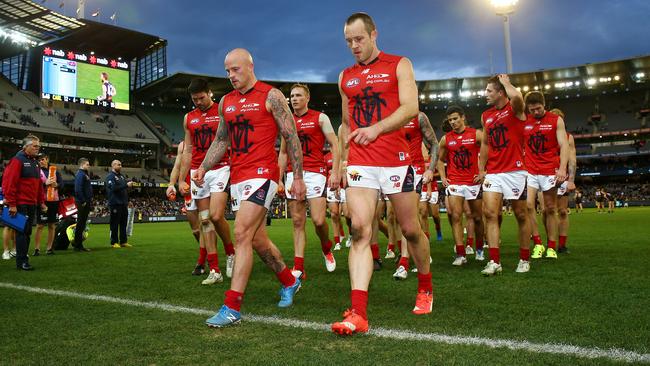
1,207,648,365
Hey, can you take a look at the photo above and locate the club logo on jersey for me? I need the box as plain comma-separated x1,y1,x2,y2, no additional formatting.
352,86,387,128
229,114,254,156
225,105,236,113
527,132,549,155
452,146,472,171
346,78,360,88
257,167,270,175
255,189,266,200
398,152,406,161
487,123,509,151
193,124,216,152
190,118,200,125
348,170,362,181
298,131,311,156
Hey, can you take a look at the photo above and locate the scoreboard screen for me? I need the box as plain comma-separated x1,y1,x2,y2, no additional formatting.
41,47,130,110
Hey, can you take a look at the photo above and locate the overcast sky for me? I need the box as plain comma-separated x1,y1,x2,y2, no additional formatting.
47,0,650,82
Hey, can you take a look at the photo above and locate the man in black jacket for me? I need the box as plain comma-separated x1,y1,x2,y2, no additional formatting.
73,157,92,252
106,160,133,248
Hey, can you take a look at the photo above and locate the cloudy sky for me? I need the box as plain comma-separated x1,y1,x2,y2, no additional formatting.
48,0,650,82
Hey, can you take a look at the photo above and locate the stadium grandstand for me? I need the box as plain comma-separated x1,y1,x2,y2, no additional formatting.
1,0,649,225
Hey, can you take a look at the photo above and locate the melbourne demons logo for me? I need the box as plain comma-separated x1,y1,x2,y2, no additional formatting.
352,86,387,128
228,114,254,156
488,123,509,151
193,124,215,152
528,131,548,155
452,146,472,170
298,131,311,156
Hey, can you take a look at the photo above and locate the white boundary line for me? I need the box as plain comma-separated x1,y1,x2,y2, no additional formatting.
1,282,648,363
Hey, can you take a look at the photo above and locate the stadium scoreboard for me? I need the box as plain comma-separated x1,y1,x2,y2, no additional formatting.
40,47,130,110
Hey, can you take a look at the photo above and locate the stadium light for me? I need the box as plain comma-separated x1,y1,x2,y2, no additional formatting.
489,0,518,73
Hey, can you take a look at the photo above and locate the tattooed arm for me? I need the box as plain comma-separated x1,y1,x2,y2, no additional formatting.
267,88,305,200
277,137,288,194
196,97,230,185
419,112,439,173
178,114,192,192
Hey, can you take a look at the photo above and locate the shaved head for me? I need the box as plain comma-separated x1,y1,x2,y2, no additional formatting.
225,48,257,92
111,160,122,172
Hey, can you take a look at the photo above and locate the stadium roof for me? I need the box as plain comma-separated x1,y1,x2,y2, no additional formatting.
0,0,166,61
0,0,84,58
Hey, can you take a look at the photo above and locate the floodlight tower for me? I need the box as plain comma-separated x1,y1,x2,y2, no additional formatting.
490,0,518,74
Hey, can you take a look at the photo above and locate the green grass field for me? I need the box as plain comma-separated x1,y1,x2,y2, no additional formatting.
76,62,129,105
1,208,649,365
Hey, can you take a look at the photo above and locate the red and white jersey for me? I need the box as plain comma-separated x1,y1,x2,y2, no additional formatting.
403,116,425,173
221,81,279,184
341,52,410,167
186,103,229,170
286,109,327,175
524,112,560,175
482,101,525,173
445,127,480,185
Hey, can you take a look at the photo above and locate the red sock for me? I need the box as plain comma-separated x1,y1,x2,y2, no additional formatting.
424,231,430,240
198,247,207,265
370,243,380,260
339,227,345,237
559,236,567,248
294,256,304,272
417,272,433,293
207,253,220,272
456,244,466,257
334,236,340,245
350,289,368,320
476,238,484,250
532,235,542,245
520,247,530,261
435,222,441,231
489,247,501,264
321,240,333,255
223,242,235,256
547,240,557,250
224,290,243,311
276,266,296,287
398,256,410,271
387,243,395,252
466,237,474,248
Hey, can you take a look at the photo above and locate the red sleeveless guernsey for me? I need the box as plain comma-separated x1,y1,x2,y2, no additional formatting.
286,109,326,174
524,112,560,175
341,52,410,167
482,101,525,173
403,116,425,174
324,151,333,179
186,103,229,170
221,81,279,184
445,127,480,185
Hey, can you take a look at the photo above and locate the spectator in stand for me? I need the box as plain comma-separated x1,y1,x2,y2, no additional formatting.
1,135,46,270
33,153,63,256
73,158,92,252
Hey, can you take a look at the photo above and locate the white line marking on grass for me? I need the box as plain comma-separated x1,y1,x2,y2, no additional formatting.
1,282,648,364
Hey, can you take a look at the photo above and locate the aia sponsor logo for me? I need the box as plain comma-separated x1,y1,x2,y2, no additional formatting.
348,170,362,181
225,105,236,113
346,78,360,88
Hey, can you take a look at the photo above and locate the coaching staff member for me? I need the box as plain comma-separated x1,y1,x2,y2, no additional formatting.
106,160,133,248
2,135,46,270
74,157,92,252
